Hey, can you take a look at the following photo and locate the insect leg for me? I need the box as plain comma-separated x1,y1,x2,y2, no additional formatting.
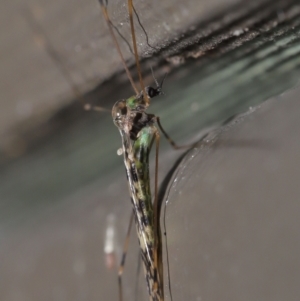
156,117,199,150
118,210,135,301
99,0,138,95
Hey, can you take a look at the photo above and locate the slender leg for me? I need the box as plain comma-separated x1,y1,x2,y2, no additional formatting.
156,117,199,150
118,211,135,301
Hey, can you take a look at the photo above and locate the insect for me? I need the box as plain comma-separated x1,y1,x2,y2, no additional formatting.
99,1,192,300
24,2,174,299
25,0,192,299
22,1,190,300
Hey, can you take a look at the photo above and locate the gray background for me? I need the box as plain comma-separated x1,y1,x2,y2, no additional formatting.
1,0,300,300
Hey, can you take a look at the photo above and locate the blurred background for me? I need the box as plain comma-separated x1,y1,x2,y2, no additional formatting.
1,0,300,300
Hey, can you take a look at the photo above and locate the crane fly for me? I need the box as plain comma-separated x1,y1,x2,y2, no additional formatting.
23,2,186,300
99,1,190,300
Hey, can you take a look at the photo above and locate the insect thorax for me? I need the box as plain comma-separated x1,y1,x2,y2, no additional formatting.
112,86,161,140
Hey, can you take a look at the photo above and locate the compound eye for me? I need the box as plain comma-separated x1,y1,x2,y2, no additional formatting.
147,86,160,98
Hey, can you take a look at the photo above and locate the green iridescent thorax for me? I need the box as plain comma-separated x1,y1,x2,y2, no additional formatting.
126,93,149,111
